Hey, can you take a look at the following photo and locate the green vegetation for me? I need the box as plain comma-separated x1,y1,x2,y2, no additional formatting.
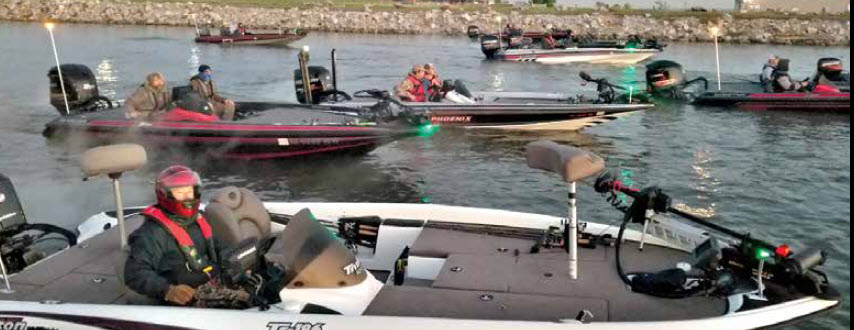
129,0,850,21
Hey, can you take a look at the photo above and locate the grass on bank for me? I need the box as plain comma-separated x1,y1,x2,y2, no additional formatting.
132,0,850,21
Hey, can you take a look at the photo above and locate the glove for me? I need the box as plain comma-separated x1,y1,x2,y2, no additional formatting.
165,284,196,306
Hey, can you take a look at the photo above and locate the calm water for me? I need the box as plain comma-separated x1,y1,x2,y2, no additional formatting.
0,21,849,328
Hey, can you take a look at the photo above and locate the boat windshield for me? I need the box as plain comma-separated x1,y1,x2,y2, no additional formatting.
264,209,367,289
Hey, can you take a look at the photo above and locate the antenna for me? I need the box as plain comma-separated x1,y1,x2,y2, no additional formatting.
45,22,71,115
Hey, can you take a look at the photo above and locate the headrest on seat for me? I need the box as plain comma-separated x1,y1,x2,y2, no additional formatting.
205,187,272,246
81,144,147,178
525,141,605,183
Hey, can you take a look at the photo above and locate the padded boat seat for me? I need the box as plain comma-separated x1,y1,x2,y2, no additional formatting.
205,187,272,247
364,285,607,322
409,227,537,258
525,141,604,183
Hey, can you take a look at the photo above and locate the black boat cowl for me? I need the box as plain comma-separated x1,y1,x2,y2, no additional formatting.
47,64,101,115
294,66,335,104
817,58,845,81
646,60,687,94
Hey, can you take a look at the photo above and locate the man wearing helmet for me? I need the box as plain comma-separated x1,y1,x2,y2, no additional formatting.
124,166,235,306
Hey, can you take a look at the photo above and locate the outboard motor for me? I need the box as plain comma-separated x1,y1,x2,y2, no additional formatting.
816,58,847,82
294,66,334,104
467,25,481,39
646,60,688,96
0,174,27,231
47,64,110,115
480,35,501,59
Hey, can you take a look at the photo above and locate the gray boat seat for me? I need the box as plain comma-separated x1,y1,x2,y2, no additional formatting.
81,144,147,178
204,187,272,247
525,141,604,183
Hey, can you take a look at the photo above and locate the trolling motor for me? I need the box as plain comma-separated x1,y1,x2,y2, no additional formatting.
594,173,836,300
47,64,114,115
578,71,637,104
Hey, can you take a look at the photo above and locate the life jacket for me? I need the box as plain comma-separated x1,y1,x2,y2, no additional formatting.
406,76,426,102
142,206,217,274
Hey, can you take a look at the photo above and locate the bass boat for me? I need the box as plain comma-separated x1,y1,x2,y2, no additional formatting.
480,34,665,64
644,59,850,113
194,29,307,46
294,57,654,131
0,142,840,329
43,65,424,160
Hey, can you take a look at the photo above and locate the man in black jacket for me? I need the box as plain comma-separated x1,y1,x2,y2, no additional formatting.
124,165,232,306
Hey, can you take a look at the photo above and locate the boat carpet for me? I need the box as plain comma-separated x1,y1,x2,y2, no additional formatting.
8,216,145,305
365,227,728,322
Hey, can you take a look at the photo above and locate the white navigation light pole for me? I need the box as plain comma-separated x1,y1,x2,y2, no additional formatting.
711,26,722,91
496,16,503,49
45,22,71,115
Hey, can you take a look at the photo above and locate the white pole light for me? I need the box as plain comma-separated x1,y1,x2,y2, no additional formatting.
45,22,71,115
711,26,722,91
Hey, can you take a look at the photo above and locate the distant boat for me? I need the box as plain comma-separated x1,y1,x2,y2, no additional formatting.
194,29,307,46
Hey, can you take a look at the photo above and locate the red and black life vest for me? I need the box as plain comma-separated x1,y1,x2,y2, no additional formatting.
405,76,426,103
142,206,217,273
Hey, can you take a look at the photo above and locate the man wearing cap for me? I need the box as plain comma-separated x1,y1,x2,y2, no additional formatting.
396,65,427,102
190,65,236,120
124,72,172,121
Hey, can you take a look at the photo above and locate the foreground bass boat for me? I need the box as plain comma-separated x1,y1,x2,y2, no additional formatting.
480,34,664,64
0,142,840,329
645,59,850,113
296,62,653,131
194,29,307,46
43,65,423,160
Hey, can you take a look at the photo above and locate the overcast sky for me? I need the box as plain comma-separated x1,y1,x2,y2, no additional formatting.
555,0,737,10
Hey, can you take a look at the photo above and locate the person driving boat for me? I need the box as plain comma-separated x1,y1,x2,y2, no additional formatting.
124,166,247,306
423,63,442,101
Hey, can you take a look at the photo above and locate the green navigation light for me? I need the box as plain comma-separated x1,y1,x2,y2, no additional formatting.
755,248,772,260
417,123,439,137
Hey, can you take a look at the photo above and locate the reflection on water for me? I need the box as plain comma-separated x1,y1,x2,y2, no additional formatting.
95,59,118,98
0,21,849,329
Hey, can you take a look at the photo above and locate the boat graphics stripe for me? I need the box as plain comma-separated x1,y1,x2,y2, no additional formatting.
222,141,378,160
86,133,383,146
86,120,378,132
749,93,850,99
0,312,197,330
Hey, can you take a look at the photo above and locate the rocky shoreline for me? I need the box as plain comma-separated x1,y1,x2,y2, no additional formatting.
0,0,849,46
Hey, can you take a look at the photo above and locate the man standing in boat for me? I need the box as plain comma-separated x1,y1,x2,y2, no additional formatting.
190,64,236,120
396,65,427,102
124,72,172,121
125,166,247,307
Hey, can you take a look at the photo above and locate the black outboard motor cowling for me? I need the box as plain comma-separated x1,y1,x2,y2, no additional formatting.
646,60,687,94
481,35,501,59
47,64,101,115
0,174,27,231
294,66,334,104
467,25,481,39
817,58,846,82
